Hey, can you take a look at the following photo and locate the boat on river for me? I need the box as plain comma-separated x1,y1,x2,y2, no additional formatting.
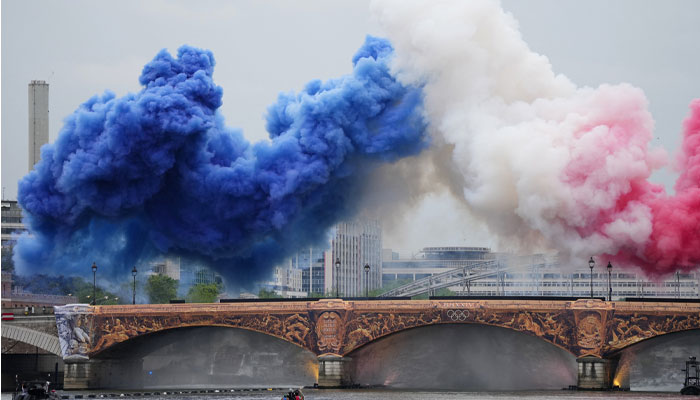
13,380,59,400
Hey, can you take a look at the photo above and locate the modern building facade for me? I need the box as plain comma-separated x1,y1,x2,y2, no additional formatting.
149,257,181,281
292,247,326,295
28,80,49,172
382,246,493,285
382,250,700,299
330,219,382,297
268,266,306,298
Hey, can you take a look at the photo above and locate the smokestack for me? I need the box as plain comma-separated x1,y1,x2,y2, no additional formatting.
28,80,49,172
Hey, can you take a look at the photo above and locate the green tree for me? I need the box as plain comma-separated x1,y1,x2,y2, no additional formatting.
412,287,457,300
145,274,179,304
258,288,282,298
369,279,412,297
186,283,220,303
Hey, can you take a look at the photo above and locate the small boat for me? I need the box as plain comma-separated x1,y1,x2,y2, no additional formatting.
13,381,59,400
681,356,700,395
282,388,304,400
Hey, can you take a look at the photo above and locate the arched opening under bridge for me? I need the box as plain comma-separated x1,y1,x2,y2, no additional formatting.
92,326,317,389
612,329,700,391
347,323,577,390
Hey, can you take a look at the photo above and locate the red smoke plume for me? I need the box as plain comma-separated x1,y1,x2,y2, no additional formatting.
612,100,700,276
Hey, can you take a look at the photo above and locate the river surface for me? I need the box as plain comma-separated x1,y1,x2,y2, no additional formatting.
1,390,691,400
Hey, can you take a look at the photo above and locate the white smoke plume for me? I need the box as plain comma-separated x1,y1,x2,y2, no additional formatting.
371,0,677,272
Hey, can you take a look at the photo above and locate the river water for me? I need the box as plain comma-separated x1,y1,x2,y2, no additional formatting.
0,390,691,400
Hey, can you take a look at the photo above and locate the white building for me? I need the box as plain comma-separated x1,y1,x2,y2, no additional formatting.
329,219,382,297
382,251,700,299
270,266,306,298
149,257,181,281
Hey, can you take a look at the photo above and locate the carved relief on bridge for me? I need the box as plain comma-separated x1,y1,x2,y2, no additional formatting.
55,304,94,361
88,311,314,356
605,311,700,354
341,310,442,354
315,312,344,354
469,309,576,350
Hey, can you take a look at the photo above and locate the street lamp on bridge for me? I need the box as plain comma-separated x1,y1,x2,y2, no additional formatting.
132,266,138,304
91,262,97,306
364,264,370,298
607,261,613,301
588,257,595,298
335,258,341,298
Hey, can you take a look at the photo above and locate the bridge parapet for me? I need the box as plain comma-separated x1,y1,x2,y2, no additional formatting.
54,298,700,363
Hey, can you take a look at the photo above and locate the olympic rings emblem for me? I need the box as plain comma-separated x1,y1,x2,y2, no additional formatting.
446,309,469,321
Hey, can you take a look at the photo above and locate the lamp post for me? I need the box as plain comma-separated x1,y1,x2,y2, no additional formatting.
91,262,97,305
676,270,680,299
607,261,613,301
132,266,138,304
335,258,341,298
588,257,595,298
364,264,370,298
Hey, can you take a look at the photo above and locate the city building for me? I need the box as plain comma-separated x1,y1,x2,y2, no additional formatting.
291,247,326,295
382,250,700,299
329,219,382,297
2,200,28,272
149,257,181,281
1,271,73,313
28,80,49,172
382,246,493,285
267,266,306,298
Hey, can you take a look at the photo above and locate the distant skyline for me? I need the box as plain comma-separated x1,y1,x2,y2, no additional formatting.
2,0,699,257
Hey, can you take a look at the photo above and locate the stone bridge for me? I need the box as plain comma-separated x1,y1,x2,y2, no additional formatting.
55,298,700,390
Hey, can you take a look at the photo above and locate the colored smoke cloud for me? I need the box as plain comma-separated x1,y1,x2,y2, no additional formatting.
372,0,699,275
15,36,428,284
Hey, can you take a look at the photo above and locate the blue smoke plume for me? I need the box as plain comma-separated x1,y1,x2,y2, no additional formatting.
14,36,428,286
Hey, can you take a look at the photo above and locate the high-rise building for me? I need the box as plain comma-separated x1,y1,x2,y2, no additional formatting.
330,219,382,297
291,247,326,295
28,80,49,172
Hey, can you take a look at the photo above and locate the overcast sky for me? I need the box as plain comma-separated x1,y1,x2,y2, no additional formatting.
2,0,699,257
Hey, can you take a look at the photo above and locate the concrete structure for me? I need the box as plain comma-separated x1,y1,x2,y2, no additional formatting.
50,299,700,389
149,257,180,281
382,253,700,299
268,266,306,298
28,80,49,172
330,219,382,297
1,315,65,388
2,272,73,313
382,246,493,283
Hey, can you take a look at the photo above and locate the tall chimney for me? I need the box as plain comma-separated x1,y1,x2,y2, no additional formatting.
28,80,49,172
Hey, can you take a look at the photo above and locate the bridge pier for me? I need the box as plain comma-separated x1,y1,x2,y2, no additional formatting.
63,358,143,389
63,360,103,389
576,356,618,390
317,355,352,388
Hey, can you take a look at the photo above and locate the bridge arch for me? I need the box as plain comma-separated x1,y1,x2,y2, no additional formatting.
90,325,318,389
91,323,314,358
1,324,62,356
610,329,700,391
347,323,577,390
607,326,700,356
342,318,578,357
